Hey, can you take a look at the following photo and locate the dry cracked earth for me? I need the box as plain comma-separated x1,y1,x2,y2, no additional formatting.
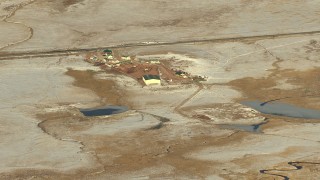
1,0,320,179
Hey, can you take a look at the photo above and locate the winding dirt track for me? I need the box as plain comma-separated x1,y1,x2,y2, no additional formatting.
260,161,320,180
0,0,35,51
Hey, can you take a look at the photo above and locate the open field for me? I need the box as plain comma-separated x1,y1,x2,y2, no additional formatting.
1,0,320,179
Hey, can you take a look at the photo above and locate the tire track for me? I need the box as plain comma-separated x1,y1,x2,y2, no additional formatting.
260,161,320,180
174,82,204,117
1,29,320,60
0,0,35,51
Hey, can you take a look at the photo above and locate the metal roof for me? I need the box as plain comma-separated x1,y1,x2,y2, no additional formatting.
103,49,113,53
143,74,160,80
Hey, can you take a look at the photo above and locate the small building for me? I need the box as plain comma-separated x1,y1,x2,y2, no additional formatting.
103,49,113,54
90,55,98,61
121,56,131,61
142,74,161,86
106,54,114,60
103,49,113,59
150,60,160,64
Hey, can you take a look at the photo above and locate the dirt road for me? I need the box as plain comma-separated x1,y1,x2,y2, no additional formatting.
1,29,320,60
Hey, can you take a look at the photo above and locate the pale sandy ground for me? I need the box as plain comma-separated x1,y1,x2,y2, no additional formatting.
1,38,320,179
0,0,319,52
0,57,100,173
0,22,29,49
1,0,320,179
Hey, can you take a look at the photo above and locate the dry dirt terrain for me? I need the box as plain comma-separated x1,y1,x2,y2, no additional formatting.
1,0,320,179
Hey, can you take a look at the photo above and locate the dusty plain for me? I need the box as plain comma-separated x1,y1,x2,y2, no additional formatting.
1,0,320,179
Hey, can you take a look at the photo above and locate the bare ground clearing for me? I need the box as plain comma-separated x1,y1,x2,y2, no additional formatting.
1,0,320,179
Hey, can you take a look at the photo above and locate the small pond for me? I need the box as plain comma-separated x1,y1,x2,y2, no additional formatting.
242,101,320,119
219,123,264,133
80,106,128,117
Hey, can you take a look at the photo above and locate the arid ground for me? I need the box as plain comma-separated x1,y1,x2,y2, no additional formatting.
1,0,320,179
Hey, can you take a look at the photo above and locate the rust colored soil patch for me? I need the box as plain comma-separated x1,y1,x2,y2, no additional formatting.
65,69,129,107
62,0,84,7
229,68,320,109
81,127,249,178
35,106,250,179
44,0,84,12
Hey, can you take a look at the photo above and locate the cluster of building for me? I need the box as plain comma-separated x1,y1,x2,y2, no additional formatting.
86,49,133,67
85,49,207,87
86,49,162,86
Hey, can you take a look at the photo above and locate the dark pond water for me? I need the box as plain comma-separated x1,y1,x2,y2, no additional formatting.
242,101,320,119
80,106,128,117
220,123,264,133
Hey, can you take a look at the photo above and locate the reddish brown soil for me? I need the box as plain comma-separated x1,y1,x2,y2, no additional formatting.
228,68,320,109
65,69,130,107
62,0,84,7
113,62,191,85
115,63,159,80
